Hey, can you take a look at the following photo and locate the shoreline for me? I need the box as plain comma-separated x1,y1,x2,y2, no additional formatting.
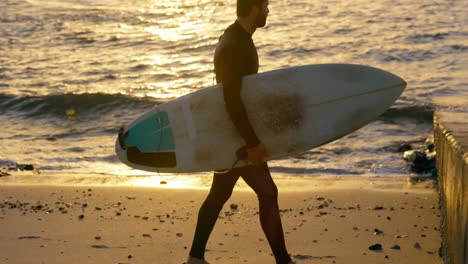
0,176,442,264
0,172,437,192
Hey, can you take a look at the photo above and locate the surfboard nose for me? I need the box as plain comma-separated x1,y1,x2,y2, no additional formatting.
388,72,407,97
390,72,407,90
327,64,407,92
366,64,406,92
399,76,407,89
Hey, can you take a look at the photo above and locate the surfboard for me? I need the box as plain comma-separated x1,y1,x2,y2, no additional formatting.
115,64,406,173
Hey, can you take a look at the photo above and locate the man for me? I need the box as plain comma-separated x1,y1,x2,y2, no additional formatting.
186,0,294,264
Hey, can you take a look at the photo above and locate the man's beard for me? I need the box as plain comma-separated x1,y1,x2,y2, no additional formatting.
256,14,267,28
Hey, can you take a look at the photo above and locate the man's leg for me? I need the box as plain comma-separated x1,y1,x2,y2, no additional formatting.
242,163,292,264
189,169,240,260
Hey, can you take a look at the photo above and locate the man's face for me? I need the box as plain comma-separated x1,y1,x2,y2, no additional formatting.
255,0,269,28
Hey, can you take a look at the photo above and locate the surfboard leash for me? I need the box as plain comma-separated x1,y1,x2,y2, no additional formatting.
214,145,248,174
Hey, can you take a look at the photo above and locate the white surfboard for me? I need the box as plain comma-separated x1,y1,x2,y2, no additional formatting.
115,64,406,173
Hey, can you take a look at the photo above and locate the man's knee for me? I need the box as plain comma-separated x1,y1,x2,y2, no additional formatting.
257,187,278,206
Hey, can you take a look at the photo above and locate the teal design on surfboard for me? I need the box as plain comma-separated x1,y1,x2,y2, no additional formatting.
124,111,175,152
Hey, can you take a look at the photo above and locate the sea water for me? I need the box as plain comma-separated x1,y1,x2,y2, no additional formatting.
0,0,466,186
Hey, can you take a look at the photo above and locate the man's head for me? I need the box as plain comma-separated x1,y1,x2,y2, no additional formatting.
237,0,269,28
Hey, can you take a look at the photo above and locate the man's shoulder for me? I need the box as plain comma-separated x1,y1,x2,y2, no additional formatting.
223,22,238,36
218,31,248,53
220,22,250,45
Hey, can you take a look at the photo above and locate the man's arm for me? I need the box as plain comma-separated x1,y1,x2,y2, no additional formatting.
218,45,260,148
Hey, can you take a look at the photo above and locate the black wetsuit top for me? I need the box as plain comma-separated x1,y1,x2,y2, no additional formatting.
214,21,260,148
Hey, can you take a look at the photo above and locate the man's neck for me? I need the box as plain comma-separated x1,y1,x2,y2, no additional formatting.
236,18,256,36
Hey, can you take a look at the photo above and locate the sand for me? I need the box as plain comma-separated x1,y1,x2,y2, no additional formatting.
0,176,443,264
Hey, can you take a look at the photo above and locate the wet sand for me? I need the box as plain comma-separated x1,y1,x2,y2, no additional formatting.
0,177,442,264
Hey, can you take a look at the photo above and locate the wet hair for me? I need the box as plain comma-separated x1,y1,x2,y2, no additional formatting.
237,0,265,18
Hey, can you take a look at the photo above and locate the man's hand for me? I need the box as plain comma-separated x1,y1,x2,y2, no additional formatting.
247,143,268,165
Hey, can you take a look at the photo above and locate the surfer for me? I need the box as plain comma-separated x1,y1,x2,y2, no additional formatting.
186,0,294,264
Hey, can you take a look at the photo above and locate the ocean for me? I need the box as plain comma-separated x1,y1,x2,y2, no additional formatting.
0,0,466,186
